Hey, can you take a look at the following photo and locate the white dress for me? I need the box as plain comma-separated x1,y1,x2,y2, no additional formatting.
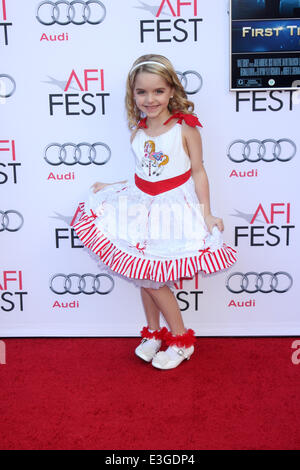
70,115,237,290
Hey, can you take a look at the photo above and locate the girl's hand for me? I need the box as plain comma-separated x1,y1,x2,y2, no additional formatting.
90,182,109,193
204,214,224,234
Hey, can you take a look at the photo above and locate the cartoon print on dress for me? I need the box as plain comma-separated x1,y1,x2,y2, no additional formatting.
129,240,148,255
142,140,169,177
128,202,153,256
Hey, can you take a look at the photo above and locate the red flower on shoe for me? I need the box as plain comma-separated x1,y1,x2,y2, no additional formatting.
141,326,168,340
164,328,196,348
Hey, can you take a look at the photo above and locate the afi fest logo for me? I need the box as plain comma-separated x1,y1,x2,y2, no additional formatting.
0,139,21,184
0,271,27,312
0,0,12,46
137,0,203,43
234,202,295,247
235,86,300,113
48,68,109,116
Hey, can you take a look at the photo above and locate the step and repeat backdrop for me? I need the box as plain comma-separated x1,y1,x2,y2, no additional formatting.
1,0,299,336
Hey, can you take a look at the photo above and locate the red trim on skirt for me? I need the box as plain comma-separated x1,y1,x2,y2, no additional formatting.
134,169,192,196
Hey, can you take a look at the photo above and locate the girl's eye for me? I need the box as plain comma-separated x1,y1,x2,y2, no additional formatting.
135,90,164,95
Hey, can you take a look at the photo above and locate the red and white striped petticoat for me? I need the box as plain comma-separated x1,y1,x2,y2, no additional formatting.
70,173,237,290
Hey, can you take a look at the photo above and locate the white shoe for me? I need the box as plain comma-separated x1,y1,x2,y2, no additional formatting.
152,345,194,370
135,337,162,363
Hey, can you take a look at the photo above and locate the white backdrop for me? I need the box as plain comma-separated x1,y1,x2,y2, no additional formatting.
1,0,299,336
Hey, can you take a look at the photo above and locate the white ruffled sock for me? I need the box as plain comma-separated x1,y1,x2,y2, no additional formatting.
144,328,161,347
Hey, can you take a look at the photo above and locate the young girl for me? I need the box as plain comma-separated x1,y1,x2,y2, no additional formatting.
71,54,237,370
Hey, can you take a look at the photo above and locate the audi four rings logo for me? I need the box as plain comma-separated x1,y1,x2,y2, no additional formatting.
36,0,106,25
227,139,297,163
176,71,202,95
0,75,16,98
0,211,24,232
226,272,293,294
50,273,114,294
44,142,111,166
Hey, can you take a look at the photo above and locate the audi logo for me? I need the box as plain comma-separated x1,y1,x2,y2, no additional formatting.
0,74,16,98
0,210,24,232
176,70,202,95
44,142,111,166
227,139,296,163
226,272,293,294
36,0,106,25
50,273,114,294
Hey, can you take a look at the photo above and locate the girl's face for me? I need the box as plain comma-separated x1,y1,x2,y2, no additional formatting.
133,72,174,120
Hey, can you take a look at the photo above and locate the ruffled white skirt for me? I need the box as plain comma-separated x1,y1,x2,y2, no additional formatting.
70,174,237,290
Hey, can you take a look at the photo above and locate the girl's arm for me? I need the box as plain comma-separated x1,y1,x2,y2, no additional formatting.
90,179,128,193
182,123,224,233
91,131,138,193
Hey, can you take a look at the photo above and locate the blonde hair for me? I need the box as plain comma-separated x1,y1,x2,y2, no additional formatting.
125,54,195,130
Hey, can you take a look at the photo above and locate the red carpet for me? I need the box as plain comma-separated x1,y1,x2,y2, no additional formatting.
0,337,300,450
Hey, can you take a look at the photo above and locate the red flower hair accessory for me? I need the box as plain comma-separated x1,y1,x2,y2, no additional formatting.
164,328,196,348
140,326,168,340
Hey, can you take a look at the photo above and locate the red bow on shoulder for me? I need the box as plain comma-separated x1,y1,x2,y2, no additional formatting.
163,112,203,128
137,117,148,128
137,112,202,129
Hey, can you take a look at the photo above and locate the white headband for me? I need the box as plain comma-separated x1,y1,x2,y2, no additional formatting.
130,60,167,74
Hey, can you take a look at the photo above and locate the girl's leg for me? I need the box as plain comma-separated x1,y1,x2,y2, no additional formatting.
140,287,161,331
145,285,185,336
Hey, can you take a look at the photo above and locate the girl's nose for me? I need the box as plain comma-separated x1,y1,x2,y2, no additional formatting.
146,93,155,103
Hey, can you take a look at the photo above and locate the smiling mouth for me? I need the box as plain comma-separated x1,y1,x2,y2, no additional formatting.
145,105,160,111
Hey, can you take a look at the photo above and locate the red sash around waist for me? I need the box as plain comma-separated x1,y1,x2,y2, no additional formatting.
134,169,191,196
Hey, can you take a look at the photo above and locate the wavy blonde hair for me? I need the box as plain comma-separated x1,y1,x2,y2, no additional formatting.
125,54,195,130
